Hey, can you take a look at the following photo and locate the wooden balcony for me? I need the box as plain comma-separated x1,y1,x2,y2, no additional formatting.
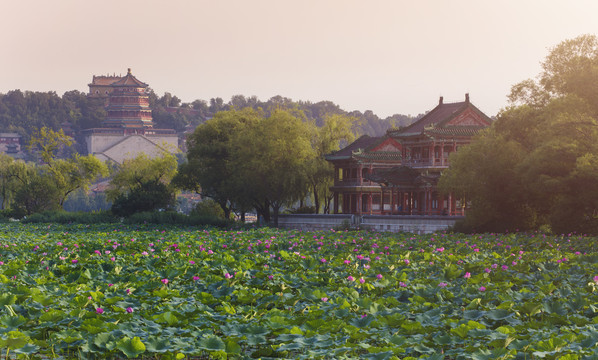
402,158,450,168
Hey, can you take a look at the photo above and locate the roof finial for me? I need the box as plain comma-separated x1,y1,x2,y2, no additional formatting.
465,93,470,103
127,68,131,75
439,96,443,105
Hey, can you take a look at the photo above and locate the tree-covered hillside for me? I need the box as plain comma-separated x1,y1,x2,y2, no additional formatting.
0,89,420,150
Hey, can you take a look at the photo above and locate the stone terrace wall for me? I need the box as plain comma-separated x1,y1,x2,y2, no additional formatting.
277,214,461,234
360,215,461,234
277,214,355,231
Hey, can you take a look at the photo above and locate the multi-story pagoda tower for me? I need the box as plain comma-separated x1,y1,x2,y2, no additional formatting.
104,68,153,129
84,69,178,164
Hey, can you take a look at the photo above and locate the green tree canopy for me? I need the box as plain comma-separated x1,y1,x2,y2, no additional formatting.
440,34,598,234
107,152,178,216
178,107,336,224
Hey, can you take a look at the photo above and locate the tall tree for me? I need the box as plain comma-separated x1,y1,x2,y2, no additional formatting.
29,127,108,207
231,109,313,225
106,152,178,204
305,114,355,213
441,34,598,234
175,108,261,219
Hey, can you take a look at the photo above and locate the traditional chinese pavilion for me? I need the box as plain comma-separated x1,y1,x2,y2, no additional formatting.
84,69,178,164
325,94,492,216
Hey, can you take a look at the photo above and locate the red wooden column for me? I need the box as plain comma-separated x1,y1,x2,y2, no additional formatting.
358,164,363,185
390,187,395,215
355,193,363,215
334,192,339,214
368,193,373,215
448,193,453,216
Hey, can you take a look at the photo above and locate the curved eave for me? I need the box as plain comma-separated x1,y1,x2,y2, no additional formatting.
324,155,352,161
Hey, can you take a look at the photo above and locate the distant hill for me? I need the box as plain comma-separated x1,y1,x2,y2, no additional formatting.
0,89,421,152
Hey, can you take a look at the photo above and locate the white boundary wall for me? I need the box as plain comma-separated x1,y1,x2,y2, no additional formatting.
277,214,355,231
360,215,461,234
277,214,461,234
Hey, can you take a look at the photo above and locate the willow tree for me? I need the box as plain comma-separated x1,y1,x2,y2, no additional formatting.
175,107,261,219
230,109,313,225
305,114,355,213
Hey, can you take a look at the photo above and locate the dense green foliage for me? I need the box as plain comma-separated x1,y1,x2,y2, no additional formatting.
0,128,108,216
177,109,354,223
0,88,417,148
440,34,598,234
3,225,598,359
107,152,179,217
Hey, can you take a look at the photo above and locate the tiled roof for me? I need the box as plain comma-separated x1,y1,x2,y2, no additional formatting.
389,95,492,137
353,151,402,161
90,76,121,86
325,135,381,159
424,126,486,137
111,68,148,88
393,101,466,135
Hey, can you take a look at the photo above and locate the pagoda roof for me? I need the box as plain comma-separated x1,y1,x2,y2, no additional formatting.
324,135,380,160
423,125,486,137
325,135,402,162
111,68,148,88
89,75,121,86
352,150,403,161
389,94,492,137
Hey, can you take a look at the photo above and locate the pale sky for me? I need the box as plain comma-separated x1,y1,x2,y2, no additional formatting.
2,1,598,118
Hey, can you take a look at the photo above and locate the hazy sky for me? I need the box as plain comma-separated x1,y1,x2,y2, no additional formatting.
2,1,598,118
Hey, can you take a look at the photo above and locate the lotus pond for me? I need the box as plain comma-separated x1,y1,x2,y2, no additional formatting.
2,223,598,359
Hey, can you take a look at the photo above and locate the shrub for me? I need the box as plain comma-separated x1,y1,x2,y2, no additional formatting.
21,210,118,224
123,211,233,228
288,206,316,214
111,180,176,217
191,199,227,219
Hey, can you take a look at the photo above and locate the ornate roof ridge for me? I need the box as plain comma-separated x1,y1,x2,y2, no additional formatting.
111,68,148,88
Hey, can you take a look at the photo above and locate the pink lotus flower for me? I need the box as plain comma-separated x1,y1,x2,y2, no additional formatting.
359,278,365,284
399,281,407,287
464,272,471,279
321,297,328,302
347,276,355,282
479,286,486,292
224,273,233,279
96,308,104,314
126,307,133,313
376,274,383,280
438,282,448,288
320,258,326,263
161,278,169,285
71,259,78,264
593,275,598,284
193,276,200,281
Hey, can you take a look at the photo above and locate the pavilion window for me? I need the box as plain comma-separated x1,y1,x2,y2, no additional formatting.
372,195,381,211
